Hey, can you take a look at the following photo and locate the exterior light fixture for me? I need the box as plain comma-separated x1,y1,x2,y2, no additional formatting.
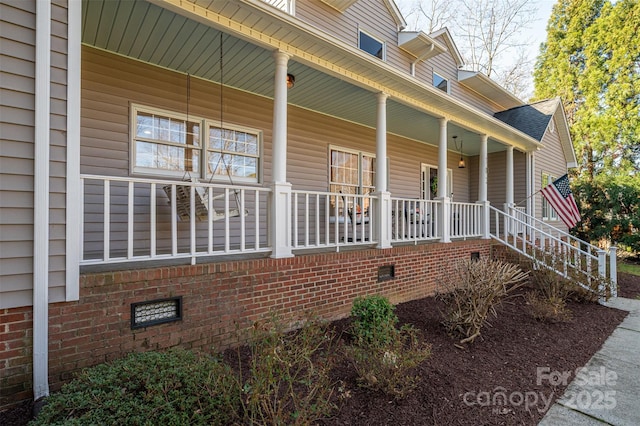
286,73,295,89
454,135,466,168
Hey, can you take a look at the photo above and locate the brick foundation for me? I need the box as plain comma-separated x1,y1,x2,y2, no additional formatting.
1,240,491,409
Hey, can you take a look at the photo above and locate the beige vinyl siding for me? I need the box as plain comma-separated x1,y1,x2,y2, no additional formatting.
483,149,528,209
49,0,69,304
80,47,474,256
533,119,569,231
1,0,36,309
513,150,527,207
487,151,507,208
296,1,515,117
418,47,504,115
81,47,275,257
0,0,69,309
296,0,413,75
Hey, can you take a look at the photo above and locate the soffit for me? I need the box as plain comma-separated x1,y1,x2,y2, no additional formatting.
458,70,523,111
82,0,538,154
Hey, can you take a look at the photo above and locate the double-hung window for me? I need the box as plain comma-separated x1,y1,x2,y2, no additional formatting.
132,107,201,177
329,147,375,214
131,105,261,183
541,172,558,221
207,124,260,182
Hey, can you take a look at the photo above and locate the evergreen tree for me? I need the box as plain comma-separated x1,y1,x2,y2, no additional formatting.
534,0,640,252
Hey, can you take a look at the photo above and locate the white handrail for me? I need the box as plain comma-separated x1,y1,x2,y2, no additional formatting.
489,205,616,298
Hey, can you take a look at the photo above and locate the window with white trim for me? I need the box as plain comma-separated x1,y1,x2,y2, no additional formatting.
131,105,261,183
359,30,385,60
433,72,449,93
329,147,375,213
207,124,260,182
132,107,201,177
541,172,558,221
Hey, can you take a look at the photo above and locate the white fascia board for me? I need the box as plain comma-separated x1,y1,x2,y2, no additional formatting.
398,31,447,61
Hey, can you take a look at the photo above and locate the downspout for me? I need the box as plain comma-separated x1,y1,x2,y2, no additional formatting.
410,44,435,77
66,0,81,301
33,0,51,402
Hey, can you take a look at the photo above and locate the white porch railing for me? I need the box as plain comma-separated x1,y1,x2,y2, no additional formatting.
390,198,439,243
291,190,376,251
490,205,617,298
80,175,493,264
80,175,271,265
450,202,483,239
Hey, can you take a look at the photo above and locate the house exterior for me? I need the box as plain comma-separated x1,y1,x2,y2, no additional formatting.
1,0,607,409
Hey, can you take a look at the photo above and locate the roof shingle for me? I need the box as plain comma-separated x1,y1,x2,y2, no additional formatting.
494,98,559,141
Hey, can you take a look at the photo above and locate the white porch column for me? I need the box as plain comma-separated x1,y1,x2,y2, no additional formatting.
270,50,293,258
525,151,533,216
477,134,490,239
375,92,391,249
609,246,618,297
437,118,450,243
505,145,515,236
505,145,514,209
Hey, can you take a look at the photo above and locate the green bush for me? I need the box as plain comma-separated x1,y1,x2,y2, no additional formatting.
239,315,336,425
30,348,240,426
347,295,431,399
350,295,397,345
345,324,431,399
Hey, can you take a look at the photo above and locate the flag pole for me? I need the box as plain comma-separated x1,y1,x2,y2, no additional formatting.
515,188,543,206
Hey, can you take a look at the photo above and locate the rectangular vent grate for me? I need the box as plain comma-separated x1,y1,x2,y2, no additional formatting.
378,264,395,282
131,297,182,329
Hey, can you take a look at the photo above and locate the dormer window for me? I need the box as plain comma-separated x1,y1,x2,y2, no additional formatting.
359,30,385,60
433,72,449,93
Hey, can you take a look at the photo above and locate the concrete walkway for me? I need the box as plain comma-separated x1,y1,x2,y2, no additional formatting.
539,297,640,426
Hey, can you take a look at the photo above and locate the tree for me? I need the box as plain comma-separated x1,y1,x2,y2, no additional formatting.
400,0,458,34
534,0,640,252
398,0,538,99
573,175,640,253
533,0,639,179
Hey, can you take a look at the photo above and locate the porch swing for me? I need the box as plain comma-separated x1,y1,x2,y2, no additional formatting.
163,34,248,222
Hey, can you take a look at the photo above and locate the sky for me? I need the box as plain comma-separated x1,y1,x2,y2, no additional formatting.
395,0,558,99
526,1,556,60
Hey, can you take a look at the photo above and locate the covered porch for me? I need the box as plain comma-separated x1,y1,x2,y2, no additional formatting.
77,0,539,266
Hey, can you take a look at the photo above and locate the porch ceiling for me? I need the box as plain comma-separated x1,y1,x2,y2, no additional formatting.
82,0,512,155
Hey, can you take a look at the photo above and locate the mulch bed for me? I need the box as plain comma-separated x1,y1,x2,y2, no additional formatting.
3,273,638,426
322,283,630,426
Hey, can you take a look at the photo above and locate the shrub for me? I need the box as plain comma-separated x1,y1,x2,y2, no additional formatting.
523,246,606,321
437,258,528,344
350,294,397,345
345,324,431,399
30,348,240,426
238,315,336,425
525,291,572,322
346,295,431,399
523,257,573,322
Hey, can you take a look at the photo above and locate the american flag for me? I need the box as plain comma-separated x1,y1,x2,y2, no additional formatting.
541,174,581,228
